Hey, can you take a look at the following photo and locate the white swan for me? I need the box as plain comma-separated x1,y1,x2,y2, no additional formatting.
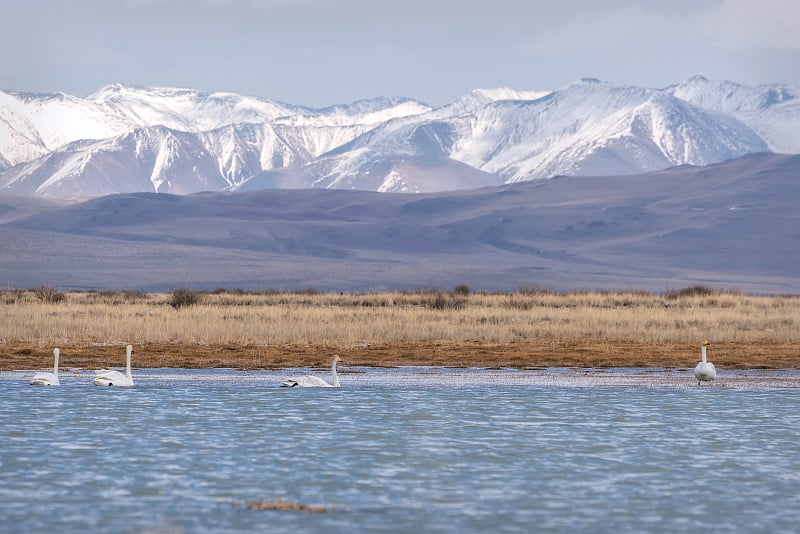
93,344,134,387
30,348,61,386
694,339,717,385
282,355,341,387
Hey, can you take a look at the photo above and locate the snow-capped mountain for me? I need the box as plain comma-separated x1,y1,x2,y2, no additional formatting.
0,77,797,198
668,75,800,154
449,79,769,181
0,84,432,197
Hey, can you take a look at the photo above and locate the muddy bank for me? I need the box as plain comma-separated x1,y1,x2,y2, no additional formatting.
3,340,798,371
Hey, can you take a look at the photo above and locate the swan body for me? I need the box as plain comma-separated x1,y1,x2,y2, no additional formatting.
93,345,134,387
30,348,61,386
282,355,341,388
694,340,717,385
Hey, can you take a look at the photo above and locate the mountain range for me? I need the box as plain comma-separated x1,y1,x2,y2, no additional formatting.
1,152,798,293
1,76,798,198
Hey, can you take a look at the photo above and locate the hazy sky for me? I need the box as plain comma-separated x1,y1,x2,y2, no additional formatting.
3,0,799,107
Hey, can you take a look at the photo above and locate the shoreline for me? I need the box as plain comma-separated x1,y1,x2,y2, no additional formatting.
4,340,800,372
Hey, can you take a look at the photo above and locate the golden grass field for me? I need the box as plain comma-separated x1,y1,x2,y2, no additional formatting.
2,287,799,371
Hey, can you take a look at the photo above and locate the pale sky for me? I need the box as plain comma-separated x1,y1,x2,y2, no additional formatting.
2,0,799,107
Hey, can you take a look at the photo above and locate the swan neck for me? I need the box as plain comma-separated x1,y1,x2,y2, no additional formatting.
53,349,60,375
126,346,132,380
331,358,340,387
701,345,707,364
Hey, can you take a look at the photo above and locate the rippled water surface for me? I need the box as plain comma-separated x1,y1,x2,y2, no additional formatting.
2,368,799,533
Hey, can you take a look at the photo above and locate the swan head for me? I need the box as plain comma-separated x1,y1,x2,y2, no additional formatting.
332,355,341,364
54,348,60,357
126,344,134,354
702,340,710,346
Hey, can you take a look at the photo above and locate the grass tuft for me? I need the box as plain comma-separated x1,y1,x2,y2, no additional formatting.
243,498,332,513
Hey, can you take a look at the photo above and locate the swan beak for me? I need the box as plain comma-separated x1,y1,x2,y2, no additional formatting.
702,340,710,346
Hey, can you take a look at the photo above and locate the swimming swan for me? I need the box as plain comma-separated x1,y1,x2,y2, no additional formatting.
694,340,717,385
30,348,61,386
93,344,134,387
282,355,341,387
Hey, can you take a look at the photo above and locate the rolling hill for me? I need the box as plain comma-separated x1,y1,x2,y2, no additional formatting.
2,153,797,294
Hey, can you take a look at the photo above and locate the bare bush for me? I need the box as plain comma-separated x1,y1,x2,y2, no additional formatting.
453,284,471,296
169,287,200,309
34,284,65,303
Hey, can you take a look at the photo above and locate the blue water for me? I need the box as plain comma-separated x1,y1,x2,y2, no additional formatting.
1,368,799,533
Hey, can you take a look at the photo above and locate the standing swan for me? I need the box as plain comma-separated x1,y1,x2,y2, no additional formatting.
30,348,61,386
282,355,342,387
93,344,134,387
694,340,717,385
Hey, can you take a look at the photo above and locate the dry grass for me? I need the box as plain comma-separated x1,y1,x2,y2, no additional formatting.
2,288,799,370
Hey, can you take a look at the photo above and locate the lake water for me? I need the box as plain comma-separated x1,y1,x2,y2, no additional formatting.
1,367,799,533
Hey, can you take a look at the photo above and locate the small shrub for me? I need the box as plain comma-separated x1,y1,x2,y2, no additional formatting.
35,284,65,303
453,284,471,296
169,287,200,309
664,285,716,299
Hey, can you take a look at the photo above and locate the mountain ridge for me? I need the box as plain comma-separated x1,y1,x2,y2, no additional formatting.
0,77,797,198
